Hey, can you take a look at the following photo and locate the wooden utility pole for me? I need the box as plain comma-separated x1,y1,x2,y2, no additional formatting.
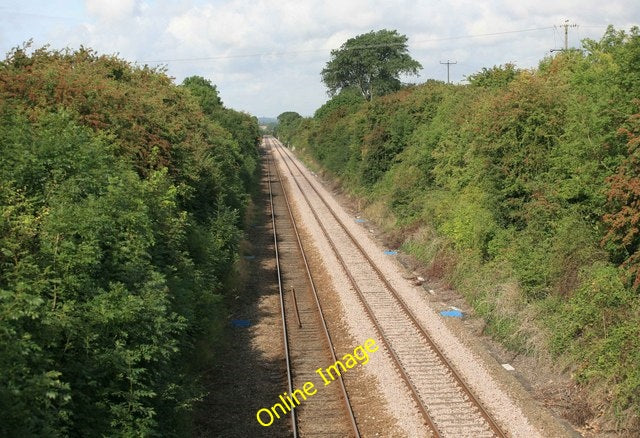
551,20,578,52
440,60,457,84
562,20,578,50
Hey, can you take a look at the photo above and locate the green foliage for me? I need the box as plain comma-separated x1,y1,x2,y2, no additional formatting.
182,76,260,192
287,27,640,424
321,29,422,100
181,76,223,114
549,264,640,416
277,111,302,125
275,111,306,146
438,187,496,254
0,46,259,436
603,108,640,287
314,88,364,120
467,63,520,88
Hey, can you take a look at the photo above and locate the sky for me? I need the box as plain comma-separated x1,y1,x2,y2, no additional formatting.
1,1,639,117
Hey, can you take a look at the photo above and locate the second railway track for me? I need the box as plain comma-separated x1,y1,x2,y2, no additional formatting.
265,143,359,437
268,136,507,438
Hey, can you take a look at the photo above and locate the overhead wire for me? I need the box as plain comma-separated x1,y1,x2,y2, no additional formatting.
0,8,613,65
0,10,83,21
137,26,557,63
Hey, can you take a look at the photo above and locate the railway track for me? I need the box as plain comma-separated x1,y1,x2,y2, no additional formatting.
264,143,360,437
268,136,508,438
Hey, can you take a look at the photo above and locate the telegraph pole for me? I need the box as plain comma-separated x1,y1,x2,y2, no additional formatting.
440,60,457,84
551,20,578,52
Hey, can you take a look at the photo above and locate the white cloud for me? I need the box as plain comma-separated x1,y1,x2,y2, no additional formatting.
85,0,139,21
168,6,259,50
2,0,640,116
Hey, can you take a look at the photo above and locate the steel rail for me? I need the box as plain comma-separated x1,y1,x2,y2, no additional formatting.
266,151,298,437
270,147,361,438
271,136,507,438
266,143,360,437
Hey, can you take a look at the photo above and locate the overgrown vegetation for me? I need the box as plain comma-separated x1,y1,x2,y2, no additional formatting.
0,44,259,436
282,26,640,431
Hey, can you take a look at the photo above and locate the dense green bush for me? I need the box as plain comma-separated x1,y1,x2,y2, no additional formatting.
285,26,640,427
0,45,259,436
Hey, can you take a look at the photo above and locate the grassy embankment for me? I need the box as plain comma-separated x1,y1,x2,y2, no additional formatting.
279,26,640,432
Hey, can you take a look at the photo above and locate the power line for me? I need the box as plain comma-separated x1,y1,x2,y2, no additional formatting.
0,11,603,65
139,48,324,63
417,26,555,44
138,26,556,63
0,10,82,21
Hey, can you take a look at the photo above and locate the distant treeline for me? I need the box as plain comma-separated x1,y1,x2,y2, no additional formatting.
280,26,640,429
0,45,259,435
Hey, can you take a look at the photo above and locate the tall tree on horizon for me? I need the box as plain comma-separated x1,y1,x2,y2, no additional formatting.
321,29,422,101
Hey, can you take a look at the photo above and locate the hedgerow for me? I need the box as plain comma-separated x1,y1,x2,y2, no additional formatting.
0,45,259,436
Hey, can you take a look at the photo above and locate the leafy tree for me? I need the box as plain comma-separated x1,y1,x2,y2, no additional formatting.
181,76,223,114
277,111,302,125
467,63,520,88
182,76,260,193
321,29,422,100
275,112,304,144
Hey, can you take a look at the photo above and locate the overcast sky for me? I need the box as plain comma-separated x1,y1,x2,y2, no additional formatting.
1,1,639,117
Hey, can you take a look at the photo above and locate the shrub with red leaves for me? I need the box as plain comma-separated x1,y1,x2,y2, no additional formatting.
603,108,640,288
